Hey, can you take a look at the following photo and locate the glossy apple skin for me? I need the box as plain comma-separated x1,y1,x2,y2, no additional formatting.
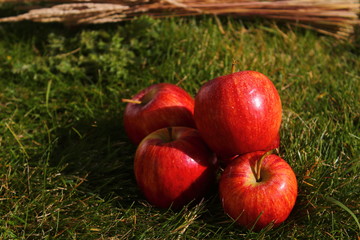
219,151,297,231
219,132,280,167
134,127,217,209
124,83,196,144
194,71,282,158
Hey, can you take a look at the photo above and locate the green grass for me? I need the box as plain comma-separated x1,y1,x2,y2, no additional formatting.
0,15,359,239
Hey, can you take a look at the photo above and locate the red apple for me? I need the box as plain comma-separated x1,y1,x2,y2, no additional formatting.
219,131,280,168
134,127,217,209
218,154,239,169
194,70,282,158
219,133,280,169
268,131,281,150
123,83,196,144
219,151,298,231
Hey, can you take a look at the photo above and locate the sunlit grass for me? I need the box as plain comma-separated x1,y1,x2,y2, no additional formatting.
0,15,359,239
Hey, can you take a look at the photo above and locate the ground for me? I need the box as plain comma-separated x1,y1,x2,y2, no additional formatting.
0,15,359,239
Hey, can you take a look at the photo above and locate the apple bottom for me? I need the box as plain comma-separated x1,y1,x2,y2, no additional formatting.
219,151,297,231
218,131,280,168
137,151,216,209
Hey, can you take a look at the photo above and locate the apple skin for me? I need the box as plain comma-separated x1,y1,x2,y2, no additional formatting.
219,132,280,167
219,151,297,231
268,131,281,150
124,83,196,144
134,127,217,209
194,71,282,158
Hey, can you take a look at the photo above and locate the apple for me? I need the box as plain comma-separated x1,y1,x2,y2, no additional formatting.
134,126,217,209
268,131,280,151
219,151,298,231
123,83,196,144
219,132,280,167
194,70,282,158
218,154,239,169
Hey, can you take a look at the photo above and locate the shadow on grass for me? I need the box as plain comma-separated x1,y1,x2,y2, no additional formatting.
49,114,140,208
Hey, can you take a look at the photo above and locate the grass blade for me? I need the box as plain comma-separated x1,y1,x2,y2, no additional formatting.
325,196,360,232
46,79,52,118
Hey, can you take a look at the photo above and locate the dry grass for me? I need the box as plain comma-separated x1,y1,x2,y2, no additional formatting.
1,0,359,39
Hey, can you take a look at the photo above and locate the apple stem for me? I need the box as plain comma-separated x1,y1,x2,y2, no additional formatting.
122,99,142,104
255,150,273,182
231,60,236,74
167,127,173,141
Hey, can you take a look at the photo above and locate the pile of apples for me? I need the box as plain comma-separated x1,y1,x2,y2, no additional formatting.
123,70,298,231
